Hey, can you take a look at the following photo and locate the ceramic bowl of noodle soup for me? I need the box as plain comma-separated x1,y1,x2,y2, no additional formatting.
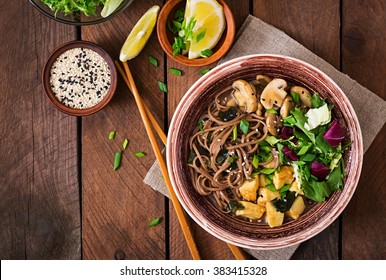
166,54,362,249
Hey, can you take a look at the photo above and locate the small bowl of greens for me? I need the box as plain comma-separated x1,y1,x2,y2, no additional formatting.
29,0,134,25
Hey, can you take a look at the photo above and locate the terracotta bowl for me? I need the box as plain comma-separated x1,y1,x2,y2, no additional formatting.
157,0,235,67
42,41,117,116
166,54,363,249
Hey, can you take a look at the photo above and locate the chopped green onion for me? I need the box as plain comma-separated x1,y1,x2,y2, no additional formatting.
148,56,158,67
196,29,206,43
123,138,129,150
257,168,275,175
240,118,249,135
148,217,162,227
134,152,146,157
232,126,237,140
252,155,259,169
266,108,277,114
198,119,205,132
228,155,239,163
290,91,300,104
169,68,183,76
266,184,277,192
113,151,122,170
200,49,213,58
109,131,116,140
158,81,168,93
200,68,211,75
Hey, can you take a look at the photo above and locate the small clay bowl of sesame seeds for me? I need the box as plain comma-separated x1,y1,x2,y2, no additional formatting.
43,40,117,116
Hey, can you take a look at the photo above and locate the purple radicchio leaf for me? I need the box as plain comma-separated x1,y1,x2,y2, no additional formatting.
311,161,330,180
323,119,345,147
282,146,299,161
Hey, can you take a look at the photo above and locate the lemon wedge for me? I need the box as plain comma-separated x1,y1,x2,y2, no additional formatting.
101,0,125,18
184,0,225,59
119,5,160,62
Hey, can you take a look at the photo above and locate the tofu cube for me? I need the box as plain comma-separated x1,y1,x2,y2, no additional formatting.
239,176,259,201
266,201,284,228
273,165,294,190
257,187,280,206
235,201,266,220
285,196,306,220
289,180,304,195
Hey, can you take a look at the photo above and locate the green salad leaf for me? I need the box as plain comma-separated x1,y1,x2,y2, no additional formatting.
41,0,105,16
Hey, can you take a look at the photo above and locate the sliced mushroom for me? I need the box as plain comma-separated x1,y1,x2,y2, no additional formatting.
252,75,272,93
291,86,312,108
266,112,283,136
280,95,295,118
232,80,258,113
260,79,288,109
256,102,264,116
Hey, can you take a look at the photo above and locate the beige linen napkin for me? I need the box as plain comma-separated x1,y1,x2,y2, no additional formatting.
144,15,386,259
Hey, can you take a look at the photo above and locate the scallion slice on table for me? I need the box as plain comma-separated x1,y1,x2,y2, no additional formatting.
148,217,162,227
123,138,129,150
169,68,183,76
134,151,146,157
109,131,116,140
113,151,122,170
158,81,168,93
200,68,211,75
148,55,158,67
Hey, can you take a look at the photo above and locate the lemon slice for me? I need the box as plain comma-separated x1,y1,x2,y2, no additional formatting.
101,0,125,18
119,5,160,62
185,0,225,59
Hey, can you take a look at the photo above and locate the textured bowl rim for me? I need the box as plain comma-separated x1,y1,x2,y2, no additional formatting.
166,54,363,249
29,0,134,26
42,40,117,116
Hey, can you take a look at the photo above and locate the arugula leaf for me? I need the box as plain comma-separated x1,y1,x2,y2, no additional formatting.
302,180,331,202
41,0,104,16
310,92,326,108
277,143,285,165
300,153,316,162
326,159,344,191
285,108,315,143
290,91,300,104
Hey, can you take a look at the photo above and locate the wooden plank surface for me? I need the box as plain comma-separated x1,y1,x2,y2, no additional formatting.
0,1,80,259
253,0,341,259
81,0,166,259
341,0,386,259
166,0,250,260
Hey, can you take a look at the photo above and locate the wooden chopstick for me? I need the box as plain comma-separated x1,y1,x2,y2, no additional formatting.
122,61,201,260
116,61,247,260
114,61,167,145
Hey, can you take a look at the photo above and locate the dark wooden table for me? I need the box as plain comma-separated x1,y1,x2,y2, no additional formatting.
1,0,385,260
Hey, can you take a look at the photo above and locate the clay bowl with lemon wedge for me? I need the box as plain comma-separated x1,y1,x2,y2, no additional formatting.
157,0,235,67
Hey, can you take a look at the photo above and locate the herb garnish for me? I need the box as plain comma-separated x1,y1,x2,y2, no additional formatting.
123,138,129,150
158,81,168,93
109,131,116,140
196,29,206,43
134,152,146,157
240,118,249,135
114,151,122,170
148,55,158,67
200,68,211,75
232,126,238,141
200,49,213,58
148,217,163,227
252,155,259,169
169,68,183,76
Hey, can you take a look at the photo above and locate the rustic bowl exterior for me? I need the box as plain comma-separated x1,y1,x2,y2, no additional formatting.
166,54,363,249
157,0,236,67
42,41,117,116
